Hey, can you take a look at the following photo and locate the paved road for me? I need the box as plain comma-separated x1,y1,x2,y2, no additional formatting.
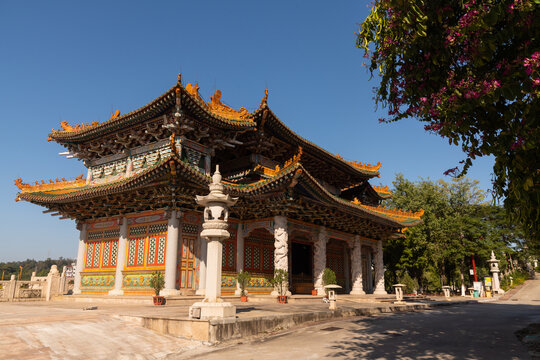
183,277,540,360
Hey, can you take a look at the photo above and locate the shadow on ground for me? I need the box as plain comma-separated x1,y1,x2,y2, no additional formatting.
326,303,540,359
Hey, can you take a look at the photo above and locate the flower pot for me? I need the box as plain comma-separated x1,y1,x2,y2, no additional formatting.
153,295,165,306
312,289,318,296
240,296,248,302
277,295,288,304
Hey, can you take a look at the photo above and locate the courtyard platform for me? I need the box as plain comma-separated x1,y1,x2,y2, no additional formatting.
49,294,473,343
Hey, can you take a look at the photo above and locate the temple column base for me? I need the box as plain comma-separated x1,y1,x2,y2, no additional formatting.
350,288,366,295
72,289,82,295
108,289,124,296
271,290,292,297
373,289,388,295
195,289,206,296
160,289,181,296
189,301,236,320
316,288,326,296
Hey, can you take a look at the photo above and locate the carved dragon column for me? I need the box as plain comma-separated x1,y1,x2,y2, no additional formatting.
313,227,328,295
373,240,388,295
272,216,291,296
350,236,365,295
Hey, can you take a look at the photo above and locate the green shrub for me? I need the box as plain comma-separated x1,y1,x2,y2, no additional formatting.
150,271,165,296
236,270,251,297
322,268,337,295
269,269,289,296
398,271,419,294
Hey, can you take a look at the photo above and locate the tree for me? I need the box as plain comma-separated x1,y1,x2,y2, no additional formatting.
385,175,524,292
357,0,539,242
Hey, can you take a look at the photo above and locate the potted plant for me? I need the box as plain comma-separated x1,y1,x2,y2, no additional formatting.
150,271,165,305
322,268,337,297
236,270,251,302
270,269,289,304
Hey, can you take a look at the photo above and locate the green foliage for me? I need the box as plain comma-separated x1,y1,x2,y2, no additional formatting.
501,270,529,290
269,269,289,297
150,271,165,296
236,270,251,297
398,271,419,294
358,0,540,242
322,268,337,295
0,258,75,281
384,174,527,293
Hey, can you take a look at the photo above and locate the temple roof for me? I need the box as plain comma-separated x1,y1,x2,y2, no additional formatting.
15,149,422,231
47,74,381,179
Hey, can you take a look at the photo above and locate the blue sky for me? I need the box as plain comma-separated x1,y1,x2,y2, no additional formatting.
0,1,495,262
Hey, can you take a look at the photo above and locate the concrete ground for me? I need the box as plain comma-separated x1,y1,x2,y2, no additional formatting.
0,279,537,360
184,276,540,360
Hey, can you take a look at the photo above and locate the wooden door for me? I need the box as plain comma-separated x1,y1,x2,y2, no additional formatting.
178,235,196,289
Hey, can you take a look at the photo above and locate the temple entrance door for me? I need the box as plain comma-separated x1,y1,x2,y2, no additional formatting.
291,241,313,294
177,235,196,290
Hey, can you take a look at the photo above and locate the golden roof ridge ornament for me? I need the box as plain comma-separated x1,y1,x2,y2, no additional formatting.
335,154,382,172
15,174,86,193
49,109,120,139
351,199,424,220
259,88,268,108
254,147,303,177
372,184,390,193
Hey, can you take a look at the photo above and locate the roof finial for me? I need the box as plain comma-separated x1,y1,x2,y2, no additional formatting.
213,165,222,184
260,88,268,107
177,73,182,84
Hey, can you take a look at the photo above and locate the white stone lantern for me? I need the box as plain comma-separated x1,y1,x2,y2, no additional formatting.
189,166,238,320
393,283,406,304
488,251,504,294
442,286,451,301
324,284,342,310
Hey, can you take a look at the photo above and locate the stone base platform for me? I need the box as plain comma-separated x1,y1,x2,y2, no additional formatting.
120,299,474,344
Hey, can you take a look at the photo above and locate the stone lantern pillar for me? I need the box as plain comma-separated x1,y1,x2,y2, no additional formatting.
488,251,504,294
189,166,238,320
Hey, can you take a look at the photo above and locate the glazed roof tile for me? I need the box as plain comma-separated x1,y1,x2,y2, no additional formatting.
16,154,421,228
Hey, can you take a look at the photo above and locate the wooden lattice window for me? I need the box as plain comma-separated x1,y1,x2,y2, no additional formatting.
127,222,167,268
326,239,345,279
244,228,274,274
85,229,119,270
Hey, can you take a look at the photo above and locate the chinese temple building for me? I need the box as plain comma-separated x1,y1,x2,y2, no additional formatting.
15,74,423,297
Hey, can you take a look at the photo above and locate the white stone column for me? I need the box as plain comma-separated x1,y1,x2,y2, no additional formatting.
73,223,87,295
196,228,207,295
350,236,365,295
235,224,245,295
161,210,181,296
109,217,128,295
313,227,328,295
272,216,291,296
373,240,387,295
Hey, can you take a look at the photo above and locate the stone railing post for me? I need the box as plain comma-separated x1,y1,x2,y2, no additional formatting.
313,227,328,295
